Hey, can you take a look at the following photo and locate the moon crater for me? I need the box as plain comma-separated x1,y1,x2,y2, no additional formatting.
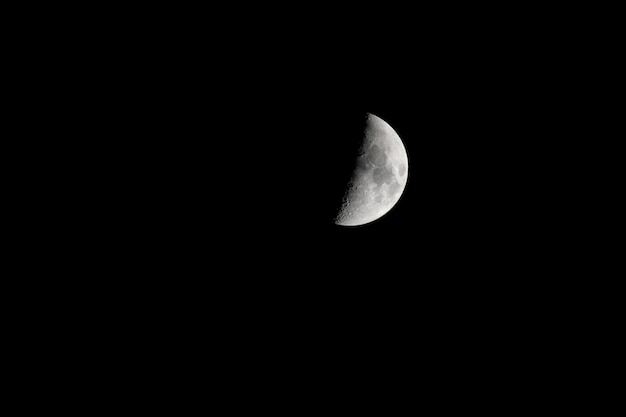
367,144,387,166
373,166,394,186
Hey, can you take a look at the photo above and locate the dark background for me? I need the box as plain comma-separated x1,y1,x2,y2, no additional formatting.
109,29,586,338
4,4,618,409
128,27,585,275
95,8,598,316
57,5,617,393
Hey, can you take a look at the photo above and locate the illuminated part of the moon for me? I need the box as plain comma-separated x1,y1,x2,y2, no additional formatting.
334,113,409,226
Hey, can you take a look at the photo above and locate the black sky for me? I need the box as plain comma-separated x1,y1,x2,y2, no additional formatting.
129,18,572,269
94,5,608,361
50,6,622,398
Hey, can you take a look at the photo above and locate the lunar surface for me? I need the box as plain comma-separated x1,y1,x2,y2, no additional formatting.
334,113,409,226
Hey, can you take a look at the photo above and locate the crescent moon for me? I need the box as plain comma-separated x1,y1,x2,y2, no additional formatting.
334,113,409,226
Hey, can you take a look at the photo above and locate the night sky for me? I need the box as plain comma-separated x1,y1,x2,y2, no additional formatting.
47,6,620,407
97,8,605,391
131,28,577,312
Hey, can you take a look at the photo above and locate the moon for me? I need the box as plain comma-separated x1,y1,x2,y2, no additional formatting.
334,113,409,226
